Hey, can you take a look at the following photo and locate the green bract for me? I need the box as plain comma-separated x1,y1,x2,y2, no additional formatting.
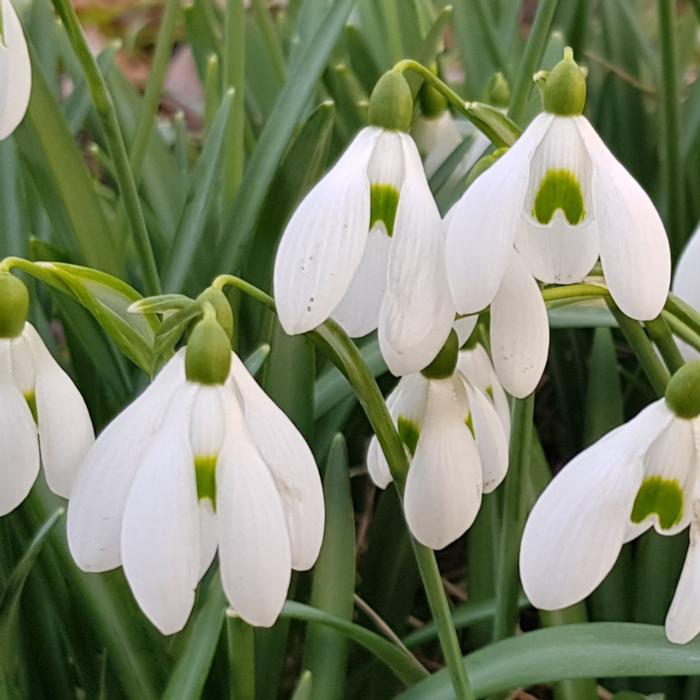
0,272,29,338
665,361,700,419
421,329,459,380
368,70,413,132
185,314,232,385
537,47,587,116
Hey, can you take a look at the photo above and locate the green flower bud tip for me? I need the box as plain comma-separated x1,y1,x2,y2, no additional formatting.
0,272,29,339
485,72,510,108
185,315,232,385
368,70,414,132
197,287,234,340
665,361,700,419
422,329,459,380
536,47,587,116
418,82,448,119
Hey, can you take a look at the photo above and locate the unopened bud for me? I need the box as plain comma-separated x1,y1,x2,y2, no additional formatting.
369,71,414,132
536,47,587,116
0,273,29,339
666,361,700,419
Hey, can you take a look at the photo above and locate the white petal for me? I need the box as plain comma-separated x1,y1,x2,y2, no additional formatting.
67,351,185,572
22,324,94,498
378,134,455,376
367,130,405,188
445,113,554,314
229,352,323,571
666,518,700,644
516,117,599,284
577,116,671,320
273,127,379,334
413,111,463,178
463,379,508,493
520,399,670,610
331,225,390,337
454,316,478,347
490,254,549,398
121,384,200,635
0,340,39,515
217,397,291,627
673,225,700,361
403,377,483,549
0,0,31,140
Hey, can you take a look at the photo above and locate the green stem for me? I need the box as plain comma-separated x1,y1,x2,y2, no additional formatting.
226,614,255,700
664,312,700,354
657,0,685,258
507,0,559,124
50,0,161,296
213,274,475,700
392,59,521,147
492,394,535,641
645,315,685,374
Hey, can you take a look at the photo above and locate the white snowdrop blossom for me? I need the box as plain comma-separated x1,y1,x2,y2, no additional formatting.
274,71,454,377
0,0,32,140
367,331,509,549
0,322,94,514
673,223,700,361
445,50,670,322
520,362,700,643
67,346,324,634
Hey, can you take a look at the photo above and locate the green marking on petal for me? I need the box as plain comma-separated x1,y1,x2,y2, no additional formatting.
398,416,420,456
464,413,475,437
195,455,217,510
370,184,400,237
485,386,494,401
630,476,684,531
23,390,38,425
532,168,585,225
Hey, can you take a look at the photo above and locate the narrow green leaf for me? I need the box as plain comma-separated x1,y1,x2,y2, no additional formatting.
291,671,314,700
227,614,256,700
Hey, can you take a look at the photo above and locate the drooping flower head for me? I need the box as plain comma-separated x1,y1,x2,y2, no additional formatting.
446,48,670,321
368,329,509,549
273,70,454,376
520,361,700,643
68,292,324,634
0,0,31,139
0,272,94,515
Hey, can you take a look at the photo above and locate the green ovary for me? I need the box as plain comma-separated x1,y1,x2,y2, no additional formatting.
398,416,420,456
630,476,684,531
532,168,585,225
195,455,217,509
24,390,38,425
370,184,400,237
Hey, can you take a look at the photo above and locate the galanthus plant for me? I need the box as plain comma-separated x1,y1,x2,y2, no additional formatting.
0,0,31,140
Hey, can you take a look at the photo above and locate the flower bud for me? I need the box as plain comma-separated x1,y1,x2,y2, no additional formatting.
665,361,700,419
421,329,459,380
484,72,510,108
536,47,587,116
418,82,447,119
368,70,414,132
0,272,29,338
185,314,232,385
197,287,234,339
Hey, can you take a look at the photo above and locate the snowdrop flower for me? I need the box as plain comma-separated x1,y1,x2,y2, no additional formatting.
673,224,700,361
0,273,93,515
520,361,700,643
274,70,454,376
0,0,32,139
367,329,508,549
446,48,670,322
68,299,324,634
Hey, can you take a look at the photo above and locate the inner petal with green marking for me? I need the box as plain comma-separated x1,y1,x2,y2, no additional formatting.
24,390,37,425
398,416,420,457
370,184,400,237
464,413,474,437
532,168,585,225
195,455,217,510
630,476,684,531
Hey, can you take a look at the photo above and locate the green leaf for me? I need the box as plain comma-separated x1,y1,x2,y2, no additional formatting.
290,671,314,700
244,343,271,377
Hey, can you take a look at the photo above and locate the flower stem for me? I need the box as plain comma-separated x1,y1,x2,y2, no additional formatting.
645,315,685,374
507,0,559,124
50,0,161,296
657,0,686,258
492,394,535,641
226,613,256,700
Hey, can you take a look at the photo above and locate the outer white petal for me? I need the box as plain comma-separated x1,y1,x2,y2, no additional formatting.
229,352,323,571
22,324,94,497
490,254,549,398
0,340,39,515
331,225,390,337
404,377,482,549
463,379,508,493
454,316,478,347
445,113,554,314
378,134,455,376
577,116,671,320
516,117,599,284
273,127,379,334
67,351,185,572
520,399,670,610
0,0,31,140
121,384,200,635
666,517,700,644
413,111,462,178
673,225,700,361
217,396,291,627
367,379,404,489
